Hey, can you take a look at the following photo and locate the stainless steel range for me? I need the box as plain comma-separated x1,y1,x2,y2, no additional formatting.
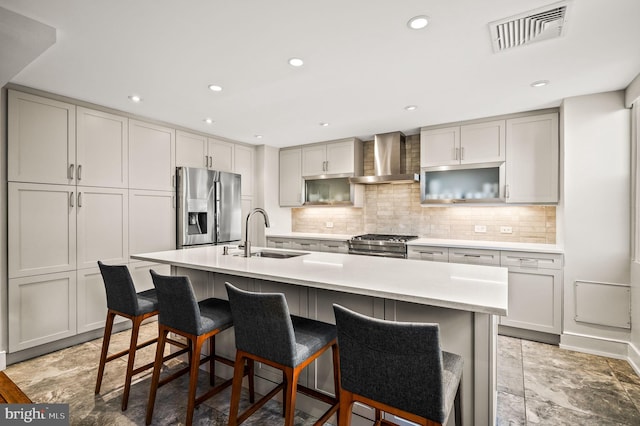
348,234,418,258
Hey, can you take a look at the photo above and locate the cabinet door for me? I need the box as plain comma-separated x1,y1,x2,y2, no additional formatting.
500,267,562,334
420,126,460,167
129,261,171,292
290,239,321,251
279,148,303,206
8,90,76,185
76,107,128,188
209,138,234,172
448,248,500,265
506,113,559,203
176,130,208,168
77,266,126,333
129,190,175,258
266,237,293,249
129,120,175,191
9,271,77,352
8,183,76,278
460,120,505,164
234,144,254,197
325,140,355,174
302,145,327,176
76,187,128,269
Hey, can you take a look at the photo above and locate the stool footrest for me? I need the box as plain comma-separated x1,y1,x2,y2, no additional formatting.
105,337,158,363
237,382,285,424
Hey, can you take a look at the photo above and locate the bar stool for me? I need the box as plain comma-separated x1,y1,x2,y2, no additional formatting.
332,304,463,426
146,270,254,426
95,261,188,411
225,282,340,426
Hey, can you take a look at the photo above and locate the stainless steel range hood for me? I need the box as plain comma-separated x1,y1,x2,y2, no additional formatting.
349,132,419,184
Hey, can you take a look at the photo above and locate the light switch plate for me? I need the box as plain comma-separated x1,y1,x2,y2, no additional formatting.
500,226,513,234
474,225,487,233
326,221,334,228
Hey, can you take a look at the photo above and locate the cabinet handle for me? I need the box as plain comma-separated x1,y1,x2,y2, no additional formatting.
453,148,459,161
463,254,482,258
70,192,74,207
204,155,208,168
460,147,464,160
209,156,213,168
77,164,82,180
78,192,82,207
68,164,75,180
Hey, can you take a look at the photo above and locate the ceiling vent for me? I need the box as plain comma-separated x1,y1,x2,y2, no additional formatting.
489,1,570,52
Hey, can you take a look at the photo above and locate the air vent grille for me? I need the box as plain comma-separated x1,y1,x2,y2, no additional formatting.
489,1,570,52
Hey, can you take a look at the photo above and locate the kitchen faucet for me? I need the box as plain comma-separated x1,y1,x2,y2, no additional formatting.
240,208,270,257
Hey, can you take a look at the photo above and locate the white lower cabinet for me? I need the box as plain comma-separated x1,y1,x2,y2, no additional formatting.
448,248,500,266
76,266,121,334
499,252,563,334
266,237,293,249
318,241,348,253
290,239,320,252
266,236,348,253
9,271,77,352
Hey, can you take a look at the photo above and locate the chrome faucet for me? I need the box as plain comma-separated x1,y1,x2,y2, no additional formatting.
240,208,270,257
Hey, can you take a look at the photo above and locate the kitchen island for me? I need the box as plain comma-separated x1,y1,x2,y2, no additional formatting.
132,245,508,426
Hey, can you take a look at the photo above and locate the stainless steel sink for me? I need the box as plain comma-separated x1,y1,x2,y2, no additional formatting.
252,250,309,259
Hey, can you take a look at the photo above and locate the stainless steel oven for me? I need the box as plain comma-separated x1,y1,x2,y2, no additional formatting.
348,234,418,258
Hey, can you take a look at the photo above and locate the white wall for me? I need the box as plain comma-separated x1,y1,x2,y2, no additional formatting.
560,91,631,351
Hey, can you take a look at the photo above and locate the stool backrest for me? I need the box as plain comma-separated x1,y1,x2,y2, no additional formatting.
150,270,202,335
333,304,446,423
98,261,140,315
225,283,297,367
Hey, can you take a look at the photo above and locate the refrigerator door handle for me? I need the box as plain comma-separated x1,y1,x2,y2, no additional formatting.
215,180,221,242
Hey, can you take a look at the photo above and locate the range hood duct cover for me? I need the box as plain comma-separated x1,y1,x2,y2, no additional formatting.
349,132,419,184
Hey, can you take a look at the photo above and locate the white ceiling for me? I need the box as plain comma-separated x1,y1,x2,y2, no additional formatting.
2,0,639,147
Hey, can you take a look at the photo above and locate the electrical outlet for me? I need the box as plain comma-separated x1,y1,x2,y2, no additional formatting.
474,225,487,233
500,226,513,234
325,221,334,228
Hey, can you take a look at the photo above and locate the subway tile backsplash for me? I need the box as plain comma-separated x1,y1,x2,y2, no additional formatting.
291,135,556,244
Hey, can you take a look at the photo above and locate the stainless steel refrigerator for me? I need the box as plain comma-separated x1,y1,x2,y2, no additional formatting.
176,167,242,248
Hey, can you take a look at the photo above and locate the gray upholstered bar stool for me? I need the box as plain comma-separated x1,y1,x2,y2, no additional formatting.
146,270,254,426
225,282,340,426
95,261,188,411
333,304,463,426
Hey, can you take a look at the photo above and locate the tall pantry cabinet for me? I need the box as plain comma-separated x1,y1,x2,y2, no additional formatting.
6,90,169,352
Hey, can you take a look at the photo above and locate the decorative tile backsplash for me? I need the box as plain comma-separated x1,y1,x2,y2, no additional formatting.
291,135,557,244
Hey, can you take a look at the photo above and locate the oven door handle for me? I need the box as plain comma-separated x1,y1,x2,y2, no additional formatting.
348,249,406,259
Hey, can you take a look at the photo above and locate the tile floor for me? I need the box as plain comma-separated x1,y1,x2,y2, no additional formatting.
4,324,640,425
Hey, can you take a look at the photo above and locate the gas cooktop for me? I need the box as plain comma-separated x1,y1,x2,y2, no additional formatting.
350,234,419,243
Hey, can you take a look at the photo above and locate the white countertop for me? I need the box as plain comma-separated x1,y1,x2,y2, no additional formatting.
132,245,508,316
409,238,563,254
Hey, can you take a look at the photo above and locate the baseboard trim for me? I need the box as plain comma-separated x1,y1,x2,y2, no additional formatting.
627,342,640,377
0,352,6,371
560,332,630,360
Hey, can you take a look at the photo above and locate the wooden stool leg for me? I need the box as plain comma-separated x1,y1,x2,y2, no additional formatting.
95,310,116,394
209,334,215,385
121,314,143,411
332,343,341,421
338,390,355,426
185,335,204,426
145,327,168,425
248,359,255,403
228,351,247,426
283,367,299,426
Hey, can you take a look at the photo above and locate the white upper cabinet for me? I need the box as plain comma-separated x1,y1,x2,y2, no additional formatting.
128,119,175,191
421,120,505,167
234,144,254,197
176,130,208,169
76,107,128,188
505,113,559,203
8,90,76,185
129,189,176,257
302,139,361,176
209,138,234,172
279,148,303,206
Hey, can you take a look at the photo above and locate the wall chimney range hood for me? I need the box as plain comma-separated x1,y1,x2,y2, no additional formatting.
349,132,419,184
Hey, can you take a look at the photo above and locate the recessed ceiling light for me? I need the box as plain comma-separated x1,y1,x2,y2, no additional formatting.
404,105,418,111
208,84,223,92
407,15,429,30
128,95,142,103
319,122,329,127
204,118,214,124
530,80,550,87
288,57,304,67
254,134,263,139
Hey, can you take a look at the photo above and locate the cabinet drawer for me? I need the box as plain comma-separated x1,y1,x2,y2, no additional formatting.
318,241,348,253
407,246,449,262
501,252,563,270
449,248,500,265
266,238,292,249
290,239,320,251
